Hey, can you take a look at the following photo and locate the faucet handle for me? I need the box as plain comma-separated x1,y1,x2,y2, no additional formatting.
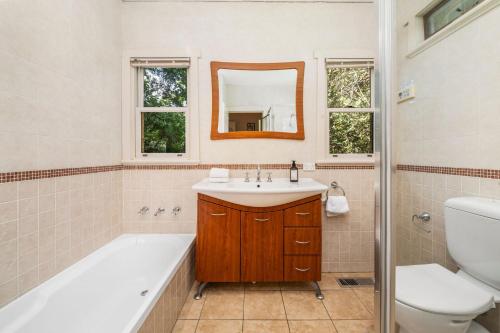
138,206,149,215
244,172,250,182
266,172,272,182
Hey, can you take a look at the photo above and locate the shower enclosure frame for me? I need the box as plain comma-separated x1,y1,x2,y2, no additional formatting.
375,0,396,332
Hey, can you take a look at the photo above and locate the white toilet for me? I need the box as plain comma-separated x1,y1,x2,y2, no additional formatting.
396,197,500,333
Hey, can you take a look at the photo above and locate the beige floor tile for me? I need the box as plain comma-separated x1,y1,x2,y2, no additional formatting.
322,290,372,320
288,320,337,333
179,286,206,319
244,291,286,320
196,320,243,333
282,291,330,320
200,290,244,319
353,288,375,314
281,282,314,291
335,272,374,279
243,320,289,333
173,320,198,333
244,282,282,291
333,320,375,333
319,273,342,290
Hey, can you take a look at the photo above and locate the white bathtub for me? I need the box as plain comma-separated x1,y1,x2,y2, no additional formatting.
0,234,195,333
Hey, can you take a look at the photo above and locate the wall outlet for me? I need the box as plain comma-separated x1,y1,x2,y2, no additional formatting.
303,162,316,171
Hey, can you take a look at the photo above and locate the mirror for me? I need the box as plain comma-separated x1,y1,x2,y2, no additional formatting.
210,62,305,140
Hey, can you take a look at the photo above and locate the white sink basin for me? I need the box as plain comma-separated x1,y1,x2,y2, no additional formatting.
192,178,328,207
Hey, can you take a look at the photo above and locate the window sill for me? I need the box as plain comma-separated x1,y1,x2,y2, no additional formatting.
316,158,375,165
407,0,500,59
122,159,200,165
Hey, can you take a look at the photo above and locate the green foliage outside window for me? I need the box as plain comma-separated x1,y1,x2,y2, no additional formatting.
142,113,186,154
144,68,187,107
142,68,187,154
329,113,373,154
327,67,371,108
327,67,373,154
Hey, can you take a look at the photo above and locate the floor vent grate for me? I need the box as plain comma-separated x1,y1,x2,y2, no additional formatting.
337,278,374,288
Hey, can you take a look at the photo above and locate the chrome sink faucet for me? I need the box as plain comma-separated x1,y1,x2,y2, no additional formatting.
256,164,262,182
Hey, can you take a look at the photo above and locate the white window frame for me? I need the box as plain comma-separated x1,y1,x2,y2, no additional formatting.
315,51,377,164
122,50,200,164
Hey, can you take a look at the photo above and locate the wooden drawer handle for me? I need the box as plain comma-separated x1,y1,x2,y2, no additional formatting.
295,212,311,216
210,213,226,216
294,267,311,272
295,240,311,245
254,218,270,222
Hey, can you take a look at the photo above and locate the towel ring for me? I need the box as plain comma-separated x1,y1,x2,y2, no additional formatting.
328,181,346,196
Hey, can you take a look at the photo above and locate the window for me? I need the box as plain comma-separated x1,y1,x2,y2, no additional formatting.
326,59,374,157
424,0,485,39
133,58,190,158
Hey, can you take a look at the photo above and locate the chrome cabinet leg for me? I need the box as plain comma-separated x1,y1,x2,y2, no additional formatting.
194,282,208,300
311,281,324,300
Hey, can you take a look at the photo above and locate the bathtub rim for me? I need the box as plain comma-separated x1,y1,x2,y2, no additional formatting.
0,233,196,333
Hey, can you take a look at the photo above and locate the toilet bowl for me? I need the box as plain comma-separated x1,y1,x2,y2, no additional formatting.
396,264,494,333
396,197,500,333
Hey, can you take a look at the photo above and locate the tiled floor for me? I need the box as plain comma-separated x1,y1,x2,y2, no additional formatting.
174,273,375,333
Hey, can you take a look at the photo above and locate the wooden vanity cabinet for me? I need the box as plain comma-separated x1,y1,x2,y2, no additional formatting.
196,194,322,285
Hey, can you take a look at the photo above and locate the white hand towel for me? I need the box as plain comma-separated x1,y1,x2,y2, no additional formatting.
326,196,349,217
209,168,229,178
209,177,229,183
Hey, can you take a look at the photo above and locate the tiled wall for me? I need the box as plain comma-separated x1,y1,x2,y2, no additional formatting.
394,170,500,269
0,171,122,307
138,246,195,333
122,168,375,273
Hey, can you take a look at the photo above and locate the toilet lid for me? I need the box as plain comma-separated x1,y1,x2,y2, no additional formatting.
396,264,495,315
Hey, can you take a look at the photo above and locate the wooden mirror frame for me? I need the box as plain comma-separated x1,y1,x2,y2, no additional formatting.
210,61,305,140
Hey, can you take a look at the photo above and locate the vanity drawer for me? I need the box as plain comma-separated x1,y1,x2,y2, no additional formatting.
284,200,321,227
284,228,321,255
284,255,321,281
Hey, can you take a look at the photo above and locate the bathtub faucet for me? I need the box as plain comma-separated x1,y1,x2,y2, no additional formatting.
154,208,165,216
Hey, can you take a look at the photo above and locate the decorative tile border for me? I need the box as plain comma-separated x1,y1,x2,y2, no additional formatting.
123,163,375,171
0,163,375,184
397,164,500,179
0,165,124,184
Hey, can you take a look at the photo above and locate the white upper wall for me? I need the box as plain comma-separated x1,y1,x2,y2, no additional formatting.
396,1,500,169
121,1,377,163
0,0,123,172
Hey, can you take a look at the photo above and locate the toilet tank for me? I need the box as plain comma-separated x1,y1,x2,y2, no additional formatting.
445,197,500,290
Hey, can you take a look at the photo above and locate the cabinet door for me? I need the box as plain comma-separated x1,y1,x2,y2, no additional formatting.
196,200,241,282
241,211,283,282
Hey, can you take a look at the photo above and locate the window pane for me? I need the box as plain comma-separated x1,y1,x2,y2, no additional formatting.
142,112,186,154
143,68,187,107
327,67,371,108
329,112,373,154
425,0,484,38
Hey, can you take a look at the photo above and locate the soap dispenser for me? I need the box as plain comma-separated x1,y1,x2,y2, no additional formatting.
290,160,299,183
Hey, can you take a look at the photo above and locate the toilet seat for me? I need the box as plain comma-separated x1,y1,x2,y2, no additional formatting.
396,264,495,316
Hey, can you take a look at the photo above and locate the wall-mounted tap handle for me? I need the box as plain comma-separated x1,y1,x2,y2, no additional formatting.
266,172,272,182
172,206,182,216
138,206,149,215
